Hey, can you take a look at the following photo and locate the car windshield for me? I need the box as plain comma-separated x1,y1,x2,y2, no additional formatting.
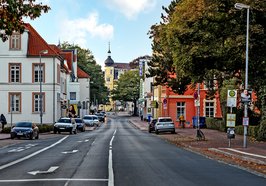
83,116,93,120
15,122,32,128
58,118,71,123
159,118,172,122
75,119,82,123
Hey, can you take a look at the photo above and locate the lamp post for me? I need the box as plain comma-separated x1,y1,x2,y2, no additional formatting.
235,3,250,148
39,50,48,125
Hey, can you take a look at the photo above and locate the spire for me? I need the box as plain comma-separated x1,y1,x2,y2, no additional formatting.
108,42,111,55
104,42,114,66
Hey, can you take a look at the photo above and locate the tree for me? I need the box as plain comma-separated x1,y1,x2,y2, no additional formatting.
111,70,140,116
149,0,266,112
60,42,108,106
0,0,50,41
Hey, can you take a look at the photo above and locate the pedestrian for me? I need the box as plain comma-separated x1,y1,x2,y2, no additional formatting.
179,115,185,128
0,114,7,131
68,105,76,118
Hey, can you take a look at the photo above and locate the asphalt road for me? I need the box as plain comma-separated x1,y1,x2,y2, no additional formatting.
0,115,265,186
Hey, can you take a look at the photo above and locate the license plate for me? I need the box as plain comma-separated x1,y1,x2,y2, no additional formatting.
60,128,65,130
17,132,23,136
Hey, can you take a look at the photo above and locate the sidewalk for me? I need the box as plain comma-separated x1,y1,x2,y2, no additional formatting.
128,116,266,176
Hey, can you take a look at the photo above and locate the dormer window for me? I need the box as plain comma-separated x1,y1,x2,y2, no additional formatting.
9,33,21,50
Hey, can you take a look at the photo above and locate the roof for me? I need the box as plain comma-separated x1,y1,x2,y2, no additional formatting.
112,62,131,70
77,67,90,78
104,56,114,66
60,51,73,71
25,23,61,58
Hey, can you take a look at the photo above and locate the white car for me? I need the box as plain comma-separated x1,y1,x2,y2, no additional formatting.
83,115,99,127
155,117,175,134
54,117,77,134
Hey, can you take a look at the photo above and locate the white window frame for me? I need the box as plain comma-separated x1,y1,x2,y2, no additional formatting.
9,93,21,113
204,100,215,117
176,102,186,120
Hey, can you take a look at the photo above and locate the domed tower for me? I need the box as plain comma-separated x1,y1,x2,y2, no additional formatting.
104,42,114,66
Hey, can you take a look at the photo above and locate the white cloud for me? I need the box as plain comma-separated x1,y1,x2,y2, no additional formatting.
59,12,114,48
107,0,156,19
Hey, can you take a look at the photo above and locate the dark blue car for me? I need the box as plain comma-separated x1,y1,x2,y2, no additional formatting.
10,121,39,140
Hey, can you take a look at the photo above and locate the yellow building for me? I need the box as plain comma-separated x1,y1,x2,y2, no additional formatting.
104,44,131,111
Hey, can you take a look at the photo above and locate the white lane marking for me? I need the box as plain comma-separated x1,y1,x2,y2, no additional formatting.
222,148,266,159
0,136,68,170
28,166,59,175
0,178,108,182
8,144,38,153
62,150,78,154
108,129,116,186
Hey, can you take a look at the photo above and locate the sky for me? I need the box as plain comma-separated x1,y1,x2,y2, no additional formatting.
27,0,172,68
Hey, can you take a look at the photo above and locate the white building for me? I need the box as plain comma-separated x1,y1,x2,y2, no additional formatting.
0,24,65,125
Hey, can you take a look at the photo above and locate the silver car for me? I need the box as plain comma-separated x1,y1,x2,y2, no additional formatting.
155,117,175,134
54,117,77,134
83,115,99,127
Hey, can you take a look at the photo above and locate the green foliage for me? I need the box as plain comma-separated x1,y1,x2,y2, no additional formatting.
257,120,266,141
149,0,266,107
38,124,54,133
205,117,225,132
235,125,244,135
1,127,11,133
111,70,140,115
0,0,50,41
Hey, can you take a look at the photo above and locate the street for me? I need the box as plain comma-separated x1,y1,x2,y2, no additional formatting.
0,115,265,186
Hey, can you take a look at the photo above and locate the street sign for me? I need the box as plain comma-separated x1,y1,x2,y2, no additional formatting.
227,90,237,107
226,113,236,127
242,117,249,126
241,89,251,103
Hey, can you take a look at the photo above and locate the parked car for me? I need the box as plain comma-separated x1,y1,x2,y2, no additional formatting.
155,117,175,134
148,119,157,133
83,115,100,127
54,117,77,134
96,112,105,122
100,111,106,117
10,121,39,140
75,118,85,132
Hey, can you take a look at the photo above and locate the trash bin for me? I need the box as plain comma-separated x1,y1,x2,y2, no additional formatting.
192,116,206,128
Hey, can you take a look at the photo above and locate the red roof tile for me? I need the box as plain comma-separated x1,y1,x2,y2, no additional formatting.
77,67,90,78
25,23,60,58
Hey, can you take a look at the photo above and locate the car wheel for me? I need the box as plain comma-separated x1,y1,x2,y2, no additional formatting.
171,130,175,134
70,130,73,134
155,129,159,134
10,134,15,139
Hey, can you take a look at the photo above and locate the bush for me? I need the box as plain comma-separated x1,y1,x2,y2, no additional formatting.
1,127,11,133
206,117,225,132
37,124,54,133
235,125,244,135
256,120,266,141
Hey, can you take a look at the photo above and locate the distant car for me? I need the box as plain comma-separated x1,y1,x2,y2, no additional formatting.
54,117,77,134
96,113,105,122
75,118,85,132
83,115,99,127
10,121,39,140
155,117,175,134
100,111,106,117
148,119,157,133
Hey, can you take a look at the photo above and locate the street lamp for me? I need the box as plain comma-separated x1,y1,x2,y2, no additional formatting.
39,49,48,125
235,3,250,148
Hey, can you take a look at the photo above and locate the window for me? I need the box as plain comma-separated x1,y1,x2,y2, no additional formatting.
205,100,215,117
9,33,21,50
70,92,76,100
33,64,44,82
33,93,45,113
9,93,21,112
106,77,110,82
9,63,21,83
176,102,186,120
